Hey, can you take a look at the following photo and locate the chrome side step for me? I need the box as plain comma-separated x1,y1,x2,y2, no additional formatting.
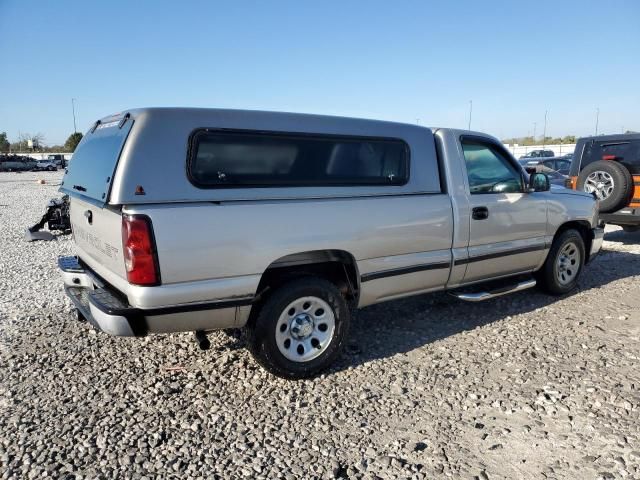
450,278,536,302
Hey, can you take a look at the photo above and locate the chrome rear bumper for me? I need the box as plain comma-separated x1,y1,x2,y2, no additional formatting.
59,256,144,336
59,256,246,336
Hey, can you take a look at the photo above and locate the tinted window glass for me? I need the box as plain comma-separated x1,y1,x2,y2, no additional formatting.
189,131,409,187
60,118,134,205
542,160,555,169
581,140,640,174
557,160,571,174
462,140,522,194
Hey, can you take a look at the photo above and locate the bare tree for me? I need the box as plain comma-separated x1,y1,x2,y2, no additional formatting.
18,132,46,150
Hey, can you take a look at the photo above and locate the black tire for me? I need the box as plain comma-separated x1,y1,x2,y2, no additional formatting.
535,229,585,295
577,161,632,213
245,276,350,379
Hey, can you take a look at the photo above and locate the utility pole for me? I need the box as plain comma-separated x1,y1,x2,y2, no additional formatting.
595,107,599,136
533,123,537,143
468,100,473,130
71,98,77,134
542,110,548,148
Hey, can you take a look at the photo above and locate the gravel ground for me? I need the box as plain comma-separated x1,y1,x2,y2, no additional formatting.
1,171,639,480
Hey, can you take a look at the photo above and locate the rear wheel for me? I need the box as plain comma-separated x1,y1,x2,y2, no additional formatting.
245,277,350,379
577,161,632,213
536,229,585,295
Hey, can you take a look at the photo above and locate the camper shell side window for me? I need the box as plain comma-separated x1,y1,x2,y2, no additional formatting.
187,129,410,188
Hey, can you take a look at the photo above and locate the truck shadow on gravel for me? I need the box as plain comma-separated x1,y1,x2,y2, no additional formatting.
602,228,640,245
329,247,640,373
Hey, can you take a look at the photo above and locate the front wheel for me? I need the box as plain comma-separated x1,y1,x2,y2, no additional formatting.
535,229,585,295
245,277,350,379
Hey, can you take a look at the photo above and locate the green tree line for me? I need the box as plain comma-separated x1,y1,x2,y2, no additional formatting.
503,131,638,145
0,131,82,153
502,135,577,146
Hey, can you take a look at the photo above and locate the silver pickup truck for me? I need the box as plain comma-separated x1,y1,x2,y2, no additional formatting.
58,108,603,378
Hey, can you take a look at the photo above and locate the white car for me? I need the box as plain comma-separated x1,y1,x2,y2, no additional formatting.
33,160,57,171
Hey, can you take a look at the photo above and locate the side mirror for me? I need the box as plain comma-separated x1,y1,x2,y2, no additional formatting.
528,172,550,192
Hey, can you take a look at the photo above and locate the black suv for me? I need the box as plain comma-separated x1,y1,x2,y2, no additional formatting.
568,133,640,231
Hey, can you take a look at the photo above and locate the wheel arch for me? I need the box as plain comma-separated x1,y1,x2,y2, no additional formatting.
552,220,593,263
254,249,360,306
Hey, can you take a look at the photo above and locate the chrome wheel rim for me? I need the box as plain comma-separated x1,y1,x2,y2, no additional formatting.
275,296,335,362
555,241,580,285
583,171,614,200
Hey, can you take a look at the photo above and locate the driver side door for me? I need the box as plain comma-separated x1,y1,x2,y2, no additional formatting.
460,137,548,283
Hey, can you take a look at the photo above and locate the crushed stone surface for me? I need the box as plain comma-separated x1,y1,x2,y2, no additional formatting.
1,171,639,479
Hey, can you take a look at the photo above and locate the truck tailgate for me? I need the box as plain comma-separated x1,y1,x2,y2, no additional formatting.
70,197,127,279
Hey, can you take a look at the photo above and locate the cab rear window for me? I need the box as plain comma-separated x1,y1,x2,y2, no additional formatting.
188,130,409,188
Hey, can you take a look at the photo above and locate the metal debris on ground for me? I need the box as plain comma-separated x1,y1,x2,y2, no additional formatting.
25,194,71,242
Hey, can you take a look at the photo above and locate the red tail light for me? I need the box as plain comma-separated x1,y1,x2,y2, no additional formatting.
602,154,617,160
122,215,160,286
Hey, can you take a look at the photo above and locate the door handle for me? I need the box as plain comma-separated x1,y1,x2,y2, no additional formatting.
472,206,489,220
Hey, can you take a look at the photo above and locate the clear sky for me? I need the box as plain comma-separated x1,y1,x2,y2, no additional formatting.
1,0,639,145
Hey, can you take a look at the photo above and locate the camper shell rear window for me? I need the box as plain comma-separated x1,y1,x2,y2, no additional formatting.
60,116,134,204
187,129,410,188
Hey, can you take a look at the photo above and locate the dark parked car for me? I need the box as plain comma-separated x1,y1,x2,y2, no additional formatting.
0,154,37,171
520,149,555,159
519,157,572,186
568,133,640,231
